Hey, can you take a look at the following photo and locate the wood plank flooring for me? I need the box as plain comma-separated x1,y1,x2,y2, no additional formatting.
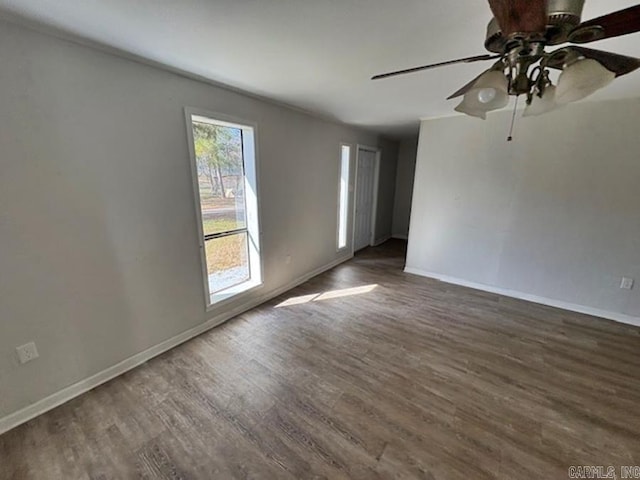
2,240,640,479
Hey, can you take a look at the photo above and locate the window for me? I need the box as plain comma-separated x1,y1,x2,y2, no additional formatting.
186,110,261,306
337,144,351,250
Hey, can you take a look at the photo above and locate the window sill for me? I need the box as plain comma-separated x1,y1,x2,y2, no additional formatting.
206,278,263,311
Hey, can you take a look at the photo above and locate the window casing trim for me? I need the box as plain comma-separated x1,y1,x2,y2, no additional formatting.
184,107,263,310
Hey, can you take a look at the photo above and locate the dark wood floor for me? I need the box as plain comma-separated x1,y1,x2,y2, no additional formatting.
2,240,640,479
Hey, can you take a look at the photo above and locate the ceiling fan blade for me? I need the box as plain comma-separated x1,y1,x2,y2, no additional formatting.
371,54,500,80
487,0,547,36
570,4,640,43
547,47,640,77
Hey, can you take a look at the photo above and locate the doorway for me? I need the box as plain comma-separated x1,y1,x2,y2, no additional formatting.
353,146,380,252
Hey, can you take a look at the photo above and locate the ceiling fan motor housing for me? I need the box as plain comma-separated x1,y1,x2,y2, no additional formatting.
485,0,586,52
547,0,586,43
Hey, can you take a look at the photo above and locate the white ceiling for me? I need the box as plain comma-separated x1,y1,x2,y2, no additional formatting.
1,0,639,136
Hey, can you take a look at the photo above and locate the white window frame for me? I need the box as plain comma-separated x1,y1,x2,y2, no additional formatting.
184,107,263,310
337,143,352,251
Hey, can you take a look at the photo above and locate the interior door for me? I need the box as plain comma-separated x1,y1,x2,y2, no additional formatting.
354,149,377,251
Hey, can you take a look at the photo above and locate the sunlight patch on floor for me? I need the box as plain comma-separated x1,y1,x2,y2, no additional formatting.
275,284,378,308
275,293,320,307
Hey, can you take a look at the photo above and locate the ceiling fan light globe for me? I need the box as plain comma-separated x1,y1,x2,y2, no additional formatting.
464,88,509,111
523,85,563,117
453,69,509,119
454,99,487,120
555,58,616,104
473,70,508,93
477,88,498,104
466,70,509,111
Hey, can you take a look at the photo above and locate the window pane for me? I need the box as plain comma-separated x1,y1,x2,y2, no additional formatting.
192,121,247,236
338,145,350,249
204,233,250,294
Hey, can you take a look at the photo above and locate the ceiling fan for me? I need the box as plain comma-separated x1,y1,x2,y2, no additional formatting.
372,0,640,120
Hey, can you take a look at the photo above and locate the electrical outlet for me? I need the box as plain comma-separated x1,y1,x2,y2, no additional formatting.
16,342,39,364
285,254,292,265
620,277,635,290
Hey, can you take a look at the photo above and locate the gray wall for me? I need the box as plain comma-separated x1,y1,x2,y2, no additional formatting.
406,99,640,325
392,136,419,239
0,21,398,420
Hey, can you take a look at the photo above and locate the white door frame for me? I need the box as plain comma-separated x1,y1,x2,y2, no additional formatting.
352,144,381,254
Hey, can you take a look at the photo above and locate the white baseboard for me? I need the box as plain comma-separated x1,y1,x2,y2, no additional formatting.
372,234,392,246
391,234,408,240
0,254,353,435
404,267,640,329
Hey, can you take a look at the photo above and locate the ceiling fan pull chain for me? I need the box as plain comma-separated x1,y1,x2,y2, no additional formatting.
507,95,520,142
